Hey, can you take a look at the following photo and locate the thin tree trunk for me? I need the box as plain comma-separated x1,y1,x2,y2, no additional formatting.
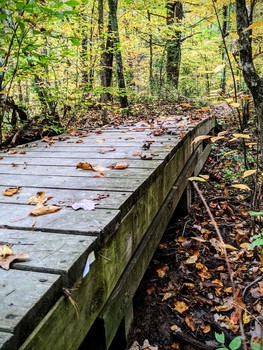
147,10,154,94
166,1,183,89
220,5,229,93
236,0,263,158
108,0,128,108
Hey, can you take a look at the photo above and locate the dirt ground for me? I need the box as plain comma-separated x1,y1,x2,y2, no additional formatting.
126,107,263,350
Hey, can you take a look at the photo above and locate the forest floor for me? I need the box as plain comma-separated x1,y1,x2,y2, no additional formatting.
122,102,263,350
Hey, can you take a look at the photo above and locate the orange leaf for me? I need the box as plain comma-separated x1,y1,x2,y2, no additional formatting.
20,151,26,154
76,139,84,143
111,162,129,170
174,301,189,314
2,186,20,196
185,315,196,331
94,172,105,178
200,324,211,334
76,162,93,170
156,265,168,278
30,204,62,216
8,149,17,154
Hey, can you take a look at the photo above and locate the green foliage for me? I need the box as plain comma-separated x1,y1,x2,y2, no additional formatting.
215,332,241,350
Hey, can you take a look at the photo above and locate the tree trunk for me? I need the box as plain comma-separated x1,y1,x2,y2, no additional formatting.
236,0,263,157
220,5,229,93
98,0,113,105
166,1,183,89
108,0,128,108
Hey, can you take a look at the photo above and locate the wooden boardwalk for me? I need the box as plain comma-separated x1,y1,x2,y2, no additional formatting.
0,115,216,350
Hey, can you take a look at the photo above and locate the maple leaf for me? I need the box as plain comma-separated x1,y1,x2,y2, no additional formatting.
30,204,62,216
2,186,20,196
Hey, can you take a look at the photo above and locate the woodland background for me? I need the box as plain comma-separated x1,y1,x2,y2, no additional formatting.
0,0,263,147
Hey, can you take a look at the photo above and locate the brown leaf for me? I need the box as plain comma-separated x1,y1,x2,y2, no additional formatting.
156,265,168,278
98,147,116,154
0,252,29,270
2,186,20,196
30,204,62,216
94,172,105,178
75,139,84,143
20,151,26,154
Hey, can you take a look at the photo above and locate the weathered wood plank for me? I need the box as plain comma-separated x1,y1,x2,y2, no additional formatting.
0,174,143,191
0,187,130,211
0,164,154,179
0,157,163,169
0,229,96,286
0,270,61,348
0,204,120,240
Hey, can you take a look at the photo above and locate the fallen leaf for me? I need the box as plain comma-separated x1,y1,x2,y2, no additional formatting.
98,147,116,154
191,135,211,144
174,301,189,314
2,186,20,196
0,252,29,270
94,172,105,178
156,265,168,278
188,176,206,182
185,255,198,264
232,133,250,139
0,245,13,258
8,149,17,154
71,199,96,211
76,162,93,170
11,162,18,167
20,151,26,154
170,325,179,331
162,292,173,301
242,169,256,178
30,204,62,216
231,184,251,191
92,164,110,172
185,315,196,331
200,324,211,333
76,139,84,143
111,162,129,169
28,191,46,204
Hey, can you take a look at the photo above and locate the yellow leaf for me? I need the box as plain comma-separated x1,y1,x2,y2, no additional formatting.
231,184,251,191
232,133,250,139
28,191,46,204
243,310,252,324
171,325,178,332
76,162,93,170
199,174,209,180
30,205,62,216
188,176,206,182
243,20,263,31
224,244,238,250
218,131,228,136
162,292,173,301
0,245,13,258
185,255,198,264
223,150,237,156
2,187,20,196
242,169,256,178
191,135,211,144
229,102,240,108
214,64,225,73
211,136,225,143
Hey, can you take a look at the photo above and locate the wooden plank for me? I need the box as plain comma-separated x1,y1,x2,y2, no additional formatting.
0,269,61,348
0,229,96,286
0,164,154,179
0,204,120,240
0,187,131,211
0,157,163,169
0,173,144,191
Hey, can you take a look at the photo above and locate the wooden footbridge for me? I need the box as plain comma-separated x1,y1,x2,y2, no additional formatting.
0,114,216,350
